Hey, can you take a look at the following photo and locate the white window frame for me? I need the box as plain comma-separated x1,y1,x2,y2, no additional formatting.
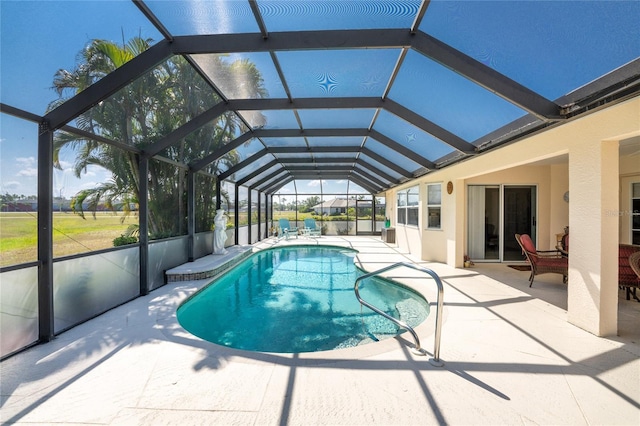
397,191,407,225
397,185,419,226
632,182,640,244
426,183,442,230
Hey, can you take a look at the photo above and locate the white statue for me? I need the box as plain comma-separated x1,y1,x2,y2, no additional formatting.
213,209,228,255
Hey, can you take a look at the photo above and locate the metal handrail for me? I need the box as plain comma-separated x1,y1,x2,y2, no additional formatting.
354,262,444,366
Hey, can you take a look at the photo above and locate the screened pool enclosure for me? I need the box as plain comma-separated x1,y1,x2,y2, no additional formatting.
1,0,639,358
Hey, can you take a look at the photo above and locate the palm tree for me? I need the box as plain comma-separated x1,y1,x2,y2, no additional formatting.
48,37,266,238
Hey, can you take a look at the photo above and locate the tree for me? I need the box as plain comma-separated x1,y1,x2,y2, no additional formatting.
48,37,266,238
298,196,320,213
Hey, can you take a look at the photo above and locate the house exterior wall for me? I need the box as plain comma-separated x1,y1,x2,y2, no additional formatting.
395,221,422,257
549,163,570,247
402,165,564,263
388,164,559,263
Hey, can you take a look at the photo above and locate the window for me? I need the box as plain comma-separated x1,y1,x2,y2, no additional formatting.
632,182,640,245
397,186,419,226
397,191,407,224
426,183,442,229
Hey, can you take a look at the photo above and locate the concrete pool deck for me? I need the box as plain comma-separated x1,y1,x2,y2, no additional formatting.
1,236,639,425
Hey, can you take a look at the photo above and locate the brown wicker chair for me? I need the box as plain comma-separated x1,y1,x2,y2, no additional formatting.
559,233,569,257
619,245,640,301
515,234,568,287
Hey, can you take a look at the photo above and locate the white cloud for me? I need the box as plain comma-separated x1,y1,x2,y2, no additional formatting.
17,168,37,177
16,156,36,167
307,180,321,187
14,157,37,177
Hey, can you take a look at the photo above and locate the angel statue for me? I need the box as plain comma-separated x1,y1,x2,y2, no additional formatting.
213,209,228,255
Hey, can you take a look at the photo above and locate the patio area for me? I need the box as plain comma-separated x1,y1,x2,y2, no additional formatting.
1,236,639,425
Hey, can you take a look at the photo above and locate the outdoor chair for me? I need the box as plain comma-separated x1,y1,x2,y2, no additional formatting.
619,244,640,301
303,218,322,237
515,234,568,287
278,218,298,240
558,233,569,257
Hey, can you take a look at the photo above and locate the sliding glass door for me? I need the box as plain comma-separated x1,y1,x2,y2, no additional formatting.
468,186,500,261
503,186,537,261
468,185,537,262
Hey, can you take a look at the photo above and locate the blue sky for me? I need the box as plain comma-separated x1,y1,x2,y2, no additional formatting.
1,1,639,198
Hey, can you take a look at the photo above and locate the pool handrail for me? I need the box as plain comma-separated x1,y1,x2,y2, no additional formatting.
354,261,444,366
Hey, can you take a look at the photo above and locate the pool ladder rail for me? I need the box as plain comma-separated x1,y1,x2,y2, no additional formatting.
354,262,444,367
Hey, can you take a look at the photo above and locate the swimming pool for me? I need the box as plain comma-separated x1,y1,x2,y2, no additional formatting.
177,245,430,353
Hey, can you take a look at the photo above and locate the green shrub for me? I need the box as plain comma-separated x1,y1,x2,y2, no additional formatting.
113,234,138,246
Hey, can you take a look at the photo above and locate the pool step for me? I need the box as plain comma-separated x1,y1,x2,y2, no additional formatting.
165,245,253,282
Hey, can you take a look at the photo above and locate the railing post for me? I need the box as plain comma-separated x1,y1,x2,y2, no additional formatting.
354,262,444,366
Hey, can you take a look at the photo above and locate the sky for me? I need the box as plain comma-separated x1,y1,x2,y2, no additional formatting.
1,0,639,199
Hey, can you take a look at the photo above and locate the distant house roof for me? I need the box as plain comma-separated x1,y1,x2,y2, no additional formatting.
312,198,357,209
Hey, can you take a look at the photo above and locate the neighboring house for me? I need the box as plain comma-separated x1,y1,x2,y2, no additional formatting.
312,198,356,215
1,201,38,212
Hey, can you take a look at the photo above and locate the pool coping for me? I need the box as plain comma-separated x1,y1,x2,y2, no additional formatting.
165,245,253,282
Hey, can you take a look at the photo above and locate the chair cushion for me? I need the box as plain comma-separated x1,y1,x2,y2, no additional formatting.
619,244,640,287
519,234,537,254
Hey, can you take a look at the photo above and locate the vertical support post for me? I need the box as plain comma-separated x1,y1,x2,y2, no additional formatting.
187,170,195,262
247,188,252,244
371,193,375,235
138,157,149,296
215,176,222,210
257,191,261,240
568,138,619,336
37,121,54,342
453,179,465,267
265,193,270,238
234,184,239,245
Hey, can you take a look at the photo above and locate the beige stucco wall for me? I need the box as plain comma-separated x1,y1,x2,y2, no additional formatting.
620,151,640,174
549,163,570,244
395,223,422,256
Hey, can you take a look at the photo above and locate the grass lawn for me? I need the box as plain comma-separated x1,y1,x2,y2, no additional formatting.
1,210,381,268
0,212,137,267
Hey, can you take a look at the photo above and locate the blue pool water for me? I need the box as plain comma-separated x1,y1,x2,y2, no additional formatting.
177,246,430,353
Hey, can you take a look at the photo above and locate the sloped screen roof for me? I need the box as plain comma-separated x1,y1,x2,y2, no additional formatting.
2,0,639,195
